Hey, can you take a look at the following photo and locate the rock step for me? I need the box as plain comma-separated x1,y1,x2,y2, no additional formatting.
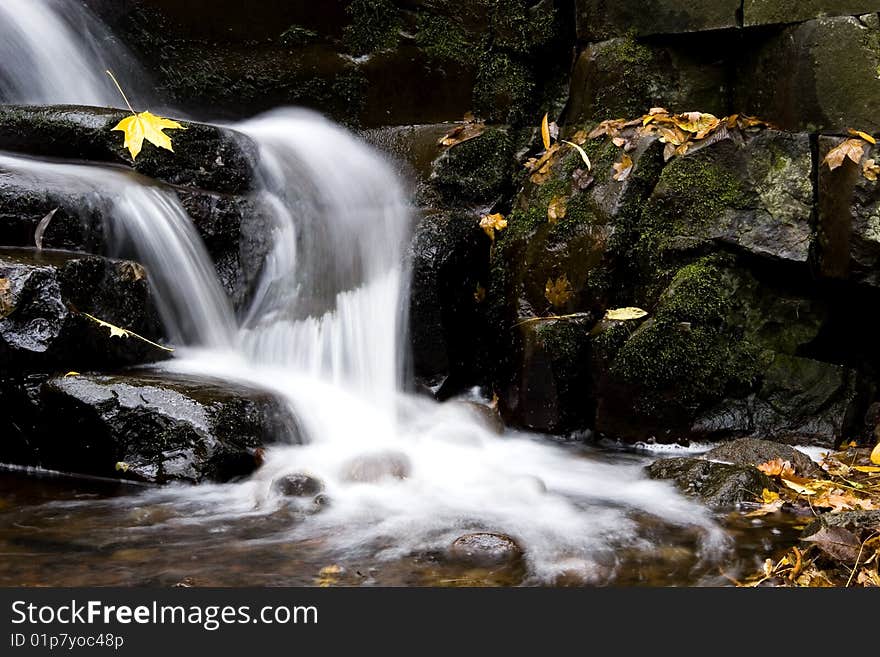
0,370,299,485
0,248,165,371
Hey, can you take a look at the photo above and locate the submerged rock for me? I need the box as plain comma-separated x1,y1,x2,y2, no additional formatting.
448,532,525,568
0,248,165,371
273,473,324,498
30,372,298,484
647,457,774,510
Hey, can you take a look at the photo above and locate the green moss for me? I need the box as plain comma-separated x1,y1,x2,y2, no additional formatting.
415,14,473,63
432,128,513,206
473,53,535,124
656,257,726,325
489,0,556,55
535,319,589,363
280,25,319,47
591,322,633,363
343,0,401,55
591,36,660,120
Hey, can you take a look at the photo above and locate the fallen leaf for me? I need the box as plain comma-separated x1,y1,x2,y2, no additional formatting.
802,526,862,563
674,112,720,139
863,159,880,181
34,208,58,251
848,128,877,145
547,196,567,224
857,567,880,586
81,312,174,352
612,153,633,181
64,371,80,377
479,213,507,241
545,275,573,308
824,138,865,171
115,462,130,472
604,307,648,321
744,488,784,517
438,121,486,148
757,458,795,478
119,261,146,282
570,130,588,145
112,111,186,160
562,140,592,170
474,284,486,304
854,465,880,473
781,478,817,495
0,278,12,318
541,113,551,151
872,441,880,465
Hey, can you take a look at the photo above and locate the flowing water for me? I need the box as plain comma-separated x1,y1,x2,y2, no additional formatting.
0,1,803,586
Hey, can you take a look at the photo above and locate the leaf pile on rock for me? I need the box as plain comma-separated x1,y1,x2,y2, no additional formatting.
736,443,880,587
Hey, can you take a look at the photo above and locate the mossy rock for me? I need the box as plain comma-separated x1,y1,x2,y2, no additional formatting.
743,1,880,28
647,457,775,511
576,0,740,41
427,127,514,208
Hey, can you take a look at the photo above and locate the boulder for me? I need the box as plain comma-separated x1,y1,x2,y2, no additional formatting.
702,437,824,478
0,106,257,194
817,134,880,286
272,473,325,498
647,457,775,510
575,0,740,41
0,248,165,371
448,532,525,568
743,1,880,27
566,36,729,124
737,17,880,132
30,372,298,484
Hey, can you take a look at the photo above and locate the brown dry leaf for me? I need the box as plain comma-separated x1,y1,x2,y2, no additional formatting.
863,159,880,181
572,168,594,190
541,113,551,151
824,138,866,170
0,277,12,318
525,143,560,184
612,153,634,182
588,119,626,139
757,458,796,478
802,526,862,563
673,112,720,139
744,488,785,517
479,213,507,241
813,490,857,512
473,284,486,304
737,114,769,130
439,121,486,148
545,275,573,309
547,196,567,224
857,567,880,586
781,477,817,495
848,128,877,145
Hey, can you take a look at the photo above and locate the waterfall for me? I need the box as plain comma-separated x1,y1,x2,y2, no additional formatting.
0,0,148,107
0,3,730,582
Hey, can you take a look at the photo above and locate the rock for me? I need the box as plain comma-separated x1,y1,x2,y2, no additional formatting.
647,457,775,510
737,17,880,132
273,473,324,498
702,437,824,478
576,0,740,40
743,1,880,27
566,36,729,124
802,510,880,536
0,248,165,371
639,130,814,266
362,124,452,184
340,450,411,483
0,106,257,194
448,532,524,568
817,134,880,286
409,211,490,393
29,372,298,484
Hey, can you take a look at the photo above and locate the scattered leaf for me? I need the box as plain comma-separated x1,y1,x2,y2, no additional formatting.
474,284,486,304
64,371,80,377
81,312,174,352
604,307,648,321
848,128,876,145
115,462,130,473
757,458,795,478
34,208,58,251
545,275,573,309
438,121,486,148
612,153,633,181
824,138,866,171
112,111,186,160
0,278,12,318
872,441,880,465
541,113,551,151
119,261,146,282
479,213,507,241
561,140,592,170
781,478,817,495
853,465,880,473
802,526,862,563
547,196,567,224
863,159,880,181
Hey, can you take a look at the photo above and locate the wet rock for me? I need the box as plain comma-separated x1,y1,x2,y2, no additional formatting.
341,450,411,483
702,437,824,478
362,124,452,184
456,401,505,435
816,134,880,286
409,211,490,393
743,1,880,27
576,0,740,41
448,532,525,568
737,17,880,132
32,372,299,484
639,130,813,265
567,36,729,123
0,106,257,194
647,457,775,510
273,474,324,498
0,248,165,371
802,510,880,536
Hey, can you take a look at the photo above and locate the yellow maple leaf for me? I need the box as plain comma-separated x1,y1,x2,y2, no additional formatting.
479,213,507,241
113,111,186,160
545,275,573,308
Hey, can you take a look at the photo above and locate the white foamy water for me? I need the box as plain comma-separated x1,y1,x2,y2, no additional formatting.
0,0,149,107
0,4,730,582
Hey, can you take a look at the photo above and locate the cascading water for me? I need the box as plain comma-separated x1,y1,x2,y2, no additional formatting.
0,2,732,584
0,0,149,107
